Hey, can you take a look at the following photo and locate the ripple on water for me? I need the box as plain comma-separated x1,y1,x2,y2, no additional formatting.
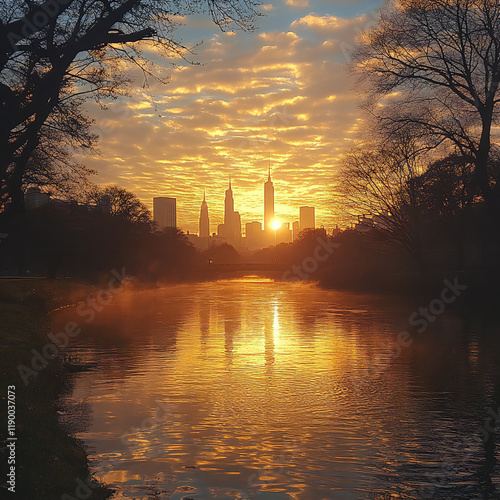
53,281,500,499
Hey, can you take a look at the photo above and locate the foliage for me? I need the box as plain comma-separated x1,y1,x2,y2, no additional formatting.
0,197,195,280
338,136,425,259
86,185,153,225
353,0,500,213
202,243,240,264
0,0,261,214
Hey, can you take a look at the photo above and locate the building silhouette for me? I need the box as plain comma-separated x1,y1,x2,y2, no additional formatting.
153,197,176,229
277,222,292,244
24,186,110,214
246,221,263,250
264,166,274,231
199,191,210,238
300,206,315,232
218,178,241,247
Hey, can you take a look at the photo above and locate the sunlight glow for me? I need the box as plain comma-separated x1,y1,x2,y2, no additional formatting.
272,220,282,230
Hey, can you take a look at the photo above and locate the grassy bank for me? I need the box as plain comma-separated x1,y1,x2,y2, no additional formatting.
0,279,113,500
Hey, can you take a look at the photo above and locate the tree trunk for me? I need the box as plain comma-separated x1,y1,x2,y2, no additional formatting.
476,104,500,216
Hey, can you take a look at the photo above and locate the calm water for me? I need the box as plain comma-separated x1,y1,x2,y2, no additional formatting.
53,278,500,499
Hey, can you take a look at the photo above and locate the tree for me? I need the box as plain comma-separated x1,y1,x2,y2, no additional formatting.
354,0,500,215
338,136,428,270
414,154,479,218
135,227,197,281
22,103,97,200
412,154,480,269
0,0,260,215
204,243,240,264
86,185,152,225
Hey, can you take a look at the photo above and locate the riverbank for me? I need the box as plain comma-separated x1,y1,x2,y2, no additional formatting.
0,279,113,500
317,265,500,303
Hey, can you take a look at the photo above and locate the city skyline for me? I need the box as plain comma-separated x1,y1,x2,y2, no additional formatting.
156,169,317,239
157,179,322,236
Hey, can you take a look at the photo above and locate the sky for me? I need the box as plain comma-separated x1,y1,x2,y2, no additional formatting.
79,0,385,234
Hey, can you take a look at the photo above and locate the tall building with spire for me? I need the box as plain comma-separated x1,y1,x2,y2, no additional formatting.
264,165,274,231
225,177,234,222
219,177,241,247
199,191,210,238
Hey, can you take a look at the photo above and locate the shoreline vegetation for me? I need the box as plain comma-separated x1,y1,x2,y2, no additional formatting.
0,279,114,500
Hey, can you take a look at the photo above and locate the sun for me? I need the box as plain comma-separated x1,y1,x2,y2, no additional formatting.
272,220,281,231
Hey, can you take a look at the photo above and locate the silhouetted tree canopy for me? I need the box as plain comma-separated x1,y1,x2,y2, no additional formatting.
22,122,96,200
353,0,500,215
203,243,240,264
338,135,426,263
414,155,479,218
0,196,196,280
86,185,152,225
0,0,261,215
338,141,500,274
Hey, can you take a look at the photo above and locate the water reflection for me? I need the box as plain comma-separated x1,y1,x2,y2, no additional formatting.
53,278,500,499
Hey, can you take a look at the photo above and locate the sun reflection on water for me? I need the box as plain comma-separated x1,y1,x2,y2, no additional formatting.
53,280,500,499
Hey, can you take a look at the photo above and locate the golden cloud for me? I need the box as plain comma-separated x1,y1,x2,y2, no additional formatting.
79,13,369,233
285,0,310,8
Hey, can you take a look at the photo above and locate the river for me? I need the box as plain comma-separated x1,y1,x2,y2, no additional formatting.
51,278,500,499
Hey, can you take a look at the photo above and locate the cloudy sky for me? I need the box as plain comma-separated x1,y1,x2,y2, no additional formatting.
80,0,385,234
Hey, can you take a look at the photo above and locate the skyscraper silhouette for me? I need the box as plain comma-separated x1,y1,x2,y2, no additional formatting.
153,197,176,229
220,177,241,246
225,176,235,222
300,206,315,231
199,191,210,238
264,164,274,231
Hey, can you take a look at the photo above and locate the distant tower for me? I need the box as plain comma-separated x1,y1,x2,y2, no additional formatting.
222,177,241,246
264,163,274,231
153,197,177,229
199,191,210,238
299,206,315,231
225,176,235,223
245,221,263,250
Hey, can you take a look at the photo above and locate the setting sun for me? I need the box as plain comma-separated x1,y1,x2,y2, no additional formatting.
272,219,282,231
